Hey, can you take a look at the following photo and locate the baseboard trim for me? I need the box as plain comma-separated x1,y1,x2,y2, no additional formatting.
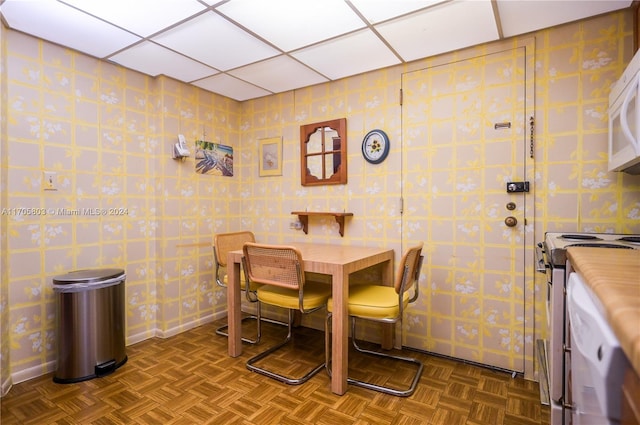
155,314,217,339
10,360,56,386
1,375,13,397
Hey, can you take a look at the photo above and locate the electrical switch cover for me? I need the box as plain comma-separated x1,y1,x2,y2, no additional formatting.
43,171,57,191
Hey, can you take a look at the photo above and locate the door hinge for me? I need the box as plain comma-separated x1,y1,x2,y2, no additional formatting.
399,88,403,106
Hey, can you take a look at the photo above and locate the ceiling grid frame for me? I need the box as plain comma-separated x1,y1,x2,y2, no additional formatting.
0,0,632,101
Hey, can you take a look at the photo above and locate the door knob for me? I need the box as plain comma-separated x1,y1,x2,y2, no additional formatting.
504,216,518,227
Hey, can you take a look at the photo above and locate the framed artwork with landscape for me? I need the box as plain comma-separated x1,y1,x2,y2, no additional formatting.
195,140,233,176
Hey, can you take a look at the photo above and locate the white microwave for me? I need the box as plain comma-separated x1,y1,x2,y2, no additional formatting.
609,49,640,174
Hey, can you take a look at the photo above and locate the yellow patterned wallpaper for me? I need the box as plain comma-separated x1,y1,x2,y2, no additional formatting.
2,10,640,395
1,31,242,389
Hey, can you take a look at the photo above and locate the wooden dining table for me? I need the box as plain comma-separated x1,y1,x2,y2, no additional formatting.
226,242,395,395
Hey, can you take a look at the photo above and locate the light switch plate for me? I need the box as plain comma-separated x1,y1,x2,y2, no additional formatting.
43,171,57,191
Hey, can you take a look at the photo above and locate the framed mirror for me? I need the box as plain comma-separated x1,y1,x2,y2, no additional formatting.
300,118,347,186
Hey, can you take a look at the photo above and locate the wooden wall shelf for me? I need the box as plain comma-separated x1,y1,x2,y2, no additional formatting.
291,211,353,237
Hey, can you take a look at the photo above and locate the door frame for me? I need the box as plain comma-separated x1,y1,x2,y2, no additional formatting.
399,37,536,378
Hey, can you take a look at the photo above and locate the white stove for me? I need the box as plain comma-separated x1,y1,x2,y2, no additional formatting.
536,232,640,425
543,233,640,267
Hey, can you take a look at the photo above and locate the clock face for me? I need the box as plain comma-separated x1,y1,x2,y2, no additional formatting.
362,130,389,164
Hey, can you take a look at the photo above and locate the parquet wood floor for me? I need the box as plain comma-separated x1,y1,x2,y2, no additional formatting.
1,320,549,425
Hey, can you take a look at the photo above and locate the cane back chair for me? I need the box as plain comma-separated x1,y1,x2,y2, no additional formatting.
213,231,262,344
242,242,332,385
325,243,424,396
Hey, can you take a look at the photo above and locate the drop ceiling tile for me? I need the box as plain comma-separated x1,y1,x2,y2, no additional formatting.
193,74,271,101
349,0,447,24
229,56,329,94
1,0,141,58
108,42,219,82
497,0,632,37
152,11,280,71
60,0,207,37
216,0,365,52
1,0,636,102
292,29,401,81
375,1,499,62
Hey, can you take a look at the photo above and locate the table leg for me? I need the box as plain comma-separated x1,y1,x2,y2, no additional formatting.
331,268,349,395
227,257,242,357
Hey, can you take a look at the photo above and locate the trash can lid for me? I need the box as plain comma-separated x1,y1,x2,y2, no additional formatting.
53,268,125,285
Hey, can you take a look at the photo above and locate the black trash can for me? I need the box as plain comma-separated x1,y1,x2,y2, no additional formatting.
53,268,127,383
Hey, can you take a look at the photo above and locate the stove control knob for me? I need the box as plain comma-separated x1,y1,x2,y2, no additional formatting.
504,216,517,227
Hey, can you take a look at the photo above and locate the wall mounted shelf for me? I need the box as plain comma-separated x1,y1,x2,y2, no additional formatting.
291,211,353,237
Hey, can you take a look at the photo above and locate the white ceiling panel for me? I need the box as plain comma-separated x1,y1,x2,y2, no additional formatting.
192,74,271,101
349,0,447,24
60,0,207,37
229,56,329,93
217,0,365,51
108,41,219,82
0,0,634,101
292,29,401,80
1,0,140,59
497,0,633,37
152,11,280,71
375,1,499,62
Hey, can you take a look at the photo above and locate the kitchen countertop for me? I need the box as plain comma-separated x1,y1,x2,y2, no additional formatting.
566,247,640,376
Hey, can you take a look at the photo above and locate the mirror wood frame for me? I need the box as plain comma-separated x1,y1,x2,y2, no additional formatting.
300,118,347,186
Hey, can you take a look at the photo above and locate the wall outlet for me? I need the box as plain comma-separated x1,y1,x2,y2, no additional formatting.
43,171,57,191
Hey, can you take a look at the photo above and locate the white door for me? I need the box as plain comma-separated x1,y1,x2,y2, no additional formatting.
401,48,529,372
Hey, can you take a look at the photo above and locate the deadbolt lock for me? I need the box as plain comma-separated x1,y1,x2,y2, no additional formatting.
506,202,516,211
506,181,530,193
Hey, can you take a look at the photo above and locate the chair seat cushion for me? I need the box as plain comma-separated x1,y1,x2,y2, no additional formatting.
257,281,331,310
222,274,260,292
327,285,409,319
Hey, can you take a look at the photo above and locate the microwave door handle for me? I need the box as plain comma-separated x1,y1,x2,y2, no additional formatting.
634,75,640,155
620,74,640,152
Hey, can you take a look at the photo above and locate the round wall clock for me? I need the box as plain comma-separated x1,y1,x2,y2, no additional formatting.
361,129,390,164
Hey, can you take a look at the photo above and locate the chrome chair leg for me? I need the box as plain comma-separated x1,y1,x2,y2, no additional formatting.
216,301,262,344
247,309,325,385
325,312,333,377
325,314,423,397
215,300,287,344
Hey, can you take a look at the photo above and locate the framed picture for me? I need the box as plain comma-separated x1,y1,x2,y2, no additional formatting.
259,137,282,177
195,140,233,176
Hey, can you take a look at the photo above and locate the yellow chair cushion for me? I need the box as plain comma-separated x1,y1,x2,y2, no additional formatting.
257,281,331,310
327,285,410,320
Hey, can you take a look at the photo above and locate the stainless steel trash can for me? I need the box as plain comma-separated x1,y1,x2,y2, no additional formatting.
53,268,127,383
